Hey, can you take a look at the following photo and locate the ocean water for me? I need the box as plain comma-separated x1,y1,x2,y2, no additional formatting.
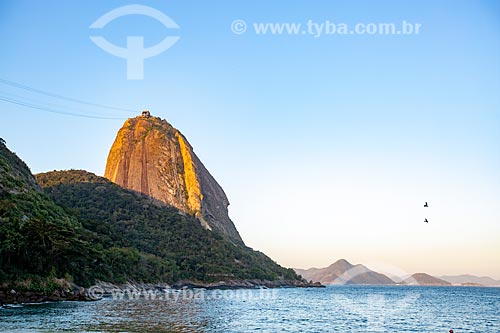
0,286,499,332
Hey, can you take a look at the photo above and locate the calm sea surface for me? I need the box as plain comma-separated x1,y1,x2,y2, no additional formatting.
0,286,499,332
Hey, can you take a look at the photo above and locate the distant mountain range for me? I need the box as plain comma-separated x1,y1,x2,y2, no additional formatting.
404,273,451,286
295,259,500,286
439,274,500,286
294,259,395,285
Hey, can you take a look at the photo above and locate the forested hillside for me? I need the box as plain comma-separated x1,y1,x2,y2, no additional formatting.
0,139,300,290
37,169,298,285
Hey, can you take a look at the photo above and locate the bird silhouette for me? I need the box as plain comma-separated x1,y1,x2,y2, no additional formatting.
424,202,428,207
424,218,429,223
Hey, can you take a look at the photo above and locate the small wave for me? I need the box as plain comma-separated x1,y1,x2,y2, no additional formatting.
1,304,24,308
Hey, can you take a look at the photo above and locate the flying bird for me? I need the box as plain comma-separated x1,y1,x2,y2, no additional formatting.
424,202,428,207
424,218,429,223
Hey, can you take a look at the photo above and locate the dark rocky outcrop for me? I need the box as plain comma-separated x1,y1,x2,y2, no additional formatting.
171,279,324,289
0,280,89,305
104,114,242,242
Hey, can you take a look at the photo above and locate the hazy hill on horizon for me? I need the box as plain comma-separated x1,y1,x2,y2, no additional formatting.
294,259,396,285
295,259,499,286
404,273,451,286
439,274,500,286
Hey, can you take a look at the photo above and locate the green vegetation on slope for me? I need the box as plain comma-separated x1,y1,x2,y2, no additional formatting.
0,139,97,286
36,170,298,285
0,139,299,287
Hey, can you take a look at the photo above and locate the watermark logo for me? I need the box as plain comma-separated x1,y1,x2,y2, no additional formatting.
231,19,421,37
231,19,247,34
330,264,421,331
335,292,420,332
89,5,180,80
86,284,278,302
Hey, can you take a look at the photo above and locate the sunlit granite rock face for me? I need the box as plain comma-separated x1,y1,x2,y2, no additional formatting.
104,113,243,243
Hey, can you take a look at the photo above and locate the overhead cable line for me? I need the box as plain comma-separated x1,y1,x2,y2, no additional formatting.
0,90,116,116
0,78,137,113
0,95,125,120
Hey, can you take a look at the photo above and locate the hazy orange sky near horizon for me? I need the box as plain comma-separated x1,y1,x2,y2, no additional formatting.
229,158,500,279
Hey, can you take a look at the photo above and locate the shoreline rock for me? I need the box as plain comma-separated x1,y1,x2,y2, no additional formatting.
170,279,325,290
0,284,89,305
1,279,323,305
94,279,323,294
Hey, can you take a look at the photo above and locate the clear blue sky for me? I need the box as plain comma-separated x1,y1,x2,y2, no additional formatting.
1,0,499,278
